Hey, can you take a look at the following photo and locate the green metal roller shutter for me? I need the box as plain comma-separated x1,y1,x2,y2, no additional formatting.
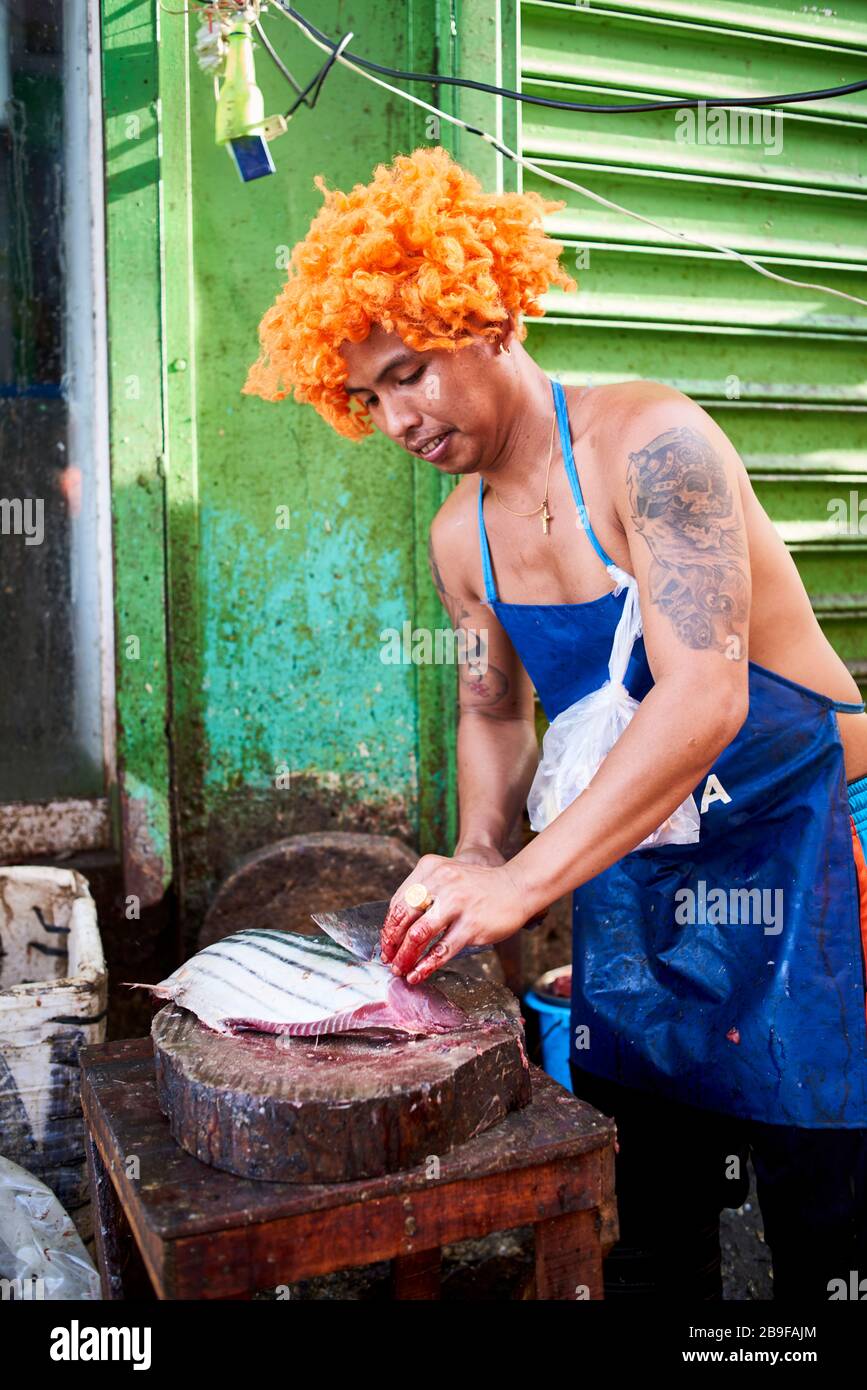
517,0,867,692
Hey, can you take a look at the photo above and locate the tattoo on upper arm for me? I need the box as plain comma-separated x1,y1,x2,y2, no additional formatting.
627,426,748,657
427,533,510,704
427,533,449,607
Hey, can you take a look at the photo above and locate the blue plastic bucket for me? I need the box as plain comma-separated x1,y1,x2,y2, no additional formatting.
524,971,572,1090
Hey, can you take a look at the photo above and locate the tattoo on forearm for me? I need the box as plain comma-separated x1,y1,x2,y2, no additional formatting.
427,534,510,703
627,426,748,656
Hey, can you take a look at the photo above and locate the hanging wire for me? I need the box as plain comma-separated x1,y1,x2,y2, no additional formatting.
273,3,867,114
267,5,867,311
253,17,305,99
159,0,867,309
283,30,353,117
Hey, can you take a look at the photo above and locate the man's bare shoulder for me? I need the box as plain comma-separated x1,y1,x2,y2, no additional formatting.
583,379,708,429
584,380,745,482
586,378,737,438
435,471,481,513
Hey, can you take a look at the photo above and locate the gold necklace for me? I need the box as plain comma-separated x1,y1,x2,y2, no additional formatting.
491,410,557,534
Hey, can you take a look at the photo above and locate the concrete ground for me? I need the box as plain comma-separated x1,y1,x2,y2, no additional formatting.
720,1162,774,1300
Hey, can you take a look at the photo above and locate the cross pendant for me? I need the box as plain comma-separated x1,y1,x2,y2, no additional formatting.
542,501,552,534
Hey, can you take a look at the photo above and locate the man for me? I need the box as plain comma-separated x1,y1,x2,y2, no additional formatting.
244,145,867,1299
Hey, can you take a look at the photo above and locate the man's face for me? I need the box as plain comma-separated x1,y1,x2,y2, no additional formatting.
338,325,506,474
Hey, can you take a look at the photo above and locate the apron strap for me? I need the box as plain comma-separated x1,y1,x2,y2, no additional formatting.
476,478,498,604
551,378,617,573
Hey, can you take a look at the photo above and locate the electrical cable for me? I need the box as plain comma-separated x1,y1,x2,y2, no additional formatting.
283,30,353,116
253,17,306,99
267,5,867,311
273,2,867,115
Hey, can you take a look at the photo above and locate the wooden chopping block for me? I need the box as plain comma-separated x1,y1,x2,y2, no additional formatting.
198,832,421,948
152,967,531,1184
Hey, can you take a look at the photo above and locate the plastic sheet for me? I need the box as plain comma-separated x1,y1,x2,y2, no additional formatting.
0,1155,101,1300
527,564,700,846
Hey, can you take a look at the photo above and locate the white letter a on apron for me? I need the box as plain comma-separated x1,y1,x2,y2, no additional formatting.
700,773,732,814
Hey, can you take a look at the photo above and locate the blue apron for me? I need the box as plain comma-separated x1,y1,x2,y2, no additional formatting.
477,377,867,1128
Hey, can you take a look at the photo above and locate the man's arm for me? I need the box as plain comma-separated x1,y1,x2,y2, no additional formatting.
506,392,751,912
427,507,539,859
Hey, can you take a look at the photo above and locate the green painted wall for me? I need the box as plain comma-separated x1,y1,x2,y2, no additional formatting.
519,0,867,694
104,1,473,935
105,1,866,940
102,1,173,906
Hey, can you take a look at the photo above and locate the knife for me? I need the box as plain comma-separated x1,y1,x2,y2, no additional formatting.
310,899,542,964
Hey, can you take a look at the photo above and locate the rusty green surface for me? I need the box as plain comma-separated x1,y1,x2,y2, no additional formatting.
157,5,202,920
412,0,522,857
150,1,466,926
104,0,867,935
101,0,173,904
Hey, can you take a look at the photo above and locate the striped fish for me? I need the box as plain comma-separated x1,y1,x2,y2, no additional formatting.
127,928,469,1038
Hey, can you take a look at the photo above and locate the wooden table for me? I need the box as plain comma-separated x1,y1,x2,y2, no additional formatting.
80,1036,618,1300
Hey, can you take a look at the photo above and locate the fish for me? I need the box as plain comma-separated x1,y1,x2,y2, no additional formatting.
125,928,470,1038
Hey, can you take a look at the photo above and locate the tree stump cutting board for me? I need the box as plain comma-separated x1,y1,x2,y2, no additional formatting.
152,967,531,1184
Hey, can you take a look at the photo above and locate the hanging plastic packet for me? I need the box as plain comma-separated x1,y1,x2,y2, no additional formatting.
527,564,701,847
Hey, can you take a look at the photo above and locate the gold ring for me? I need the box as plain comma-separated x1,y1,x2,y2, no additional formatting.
404,882,433,911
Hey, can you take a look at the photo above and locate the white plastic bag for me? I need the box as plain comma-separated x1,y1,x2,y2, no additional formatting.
527,564,701,848
0,1155,101,1300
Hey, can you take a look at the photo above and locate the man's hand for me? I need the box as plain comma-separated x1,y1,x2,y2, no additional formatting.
454,841,549,925
378,853,541,985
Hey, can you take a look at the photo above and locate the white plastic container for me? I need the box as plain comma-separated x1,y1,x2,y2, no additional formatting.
0,866,106,1244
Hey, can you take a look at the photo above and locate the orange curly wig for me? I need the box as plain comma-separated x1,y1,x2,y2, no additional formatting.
242,145,576,439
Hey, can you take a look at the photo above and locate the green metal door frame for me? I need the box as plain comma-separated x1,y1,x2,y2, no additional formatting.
102,0,174,908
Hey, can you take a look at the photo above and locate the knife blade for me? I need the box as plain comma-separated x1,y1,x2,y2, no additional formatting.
310,899,490,964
